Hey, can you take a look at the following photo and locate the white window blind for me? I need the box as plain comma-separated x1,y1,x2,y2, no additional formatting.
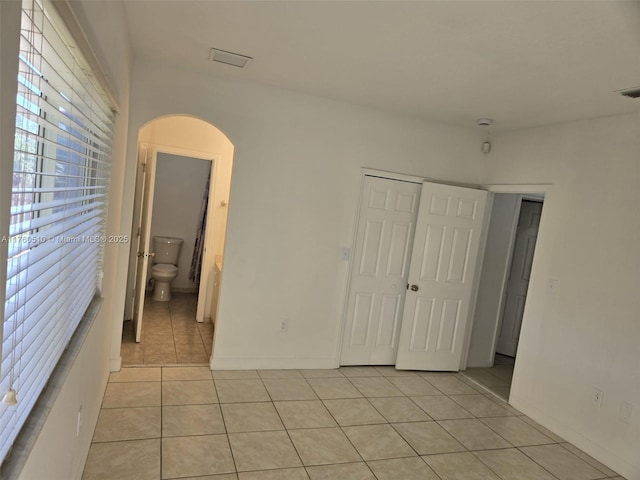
0,0,114,464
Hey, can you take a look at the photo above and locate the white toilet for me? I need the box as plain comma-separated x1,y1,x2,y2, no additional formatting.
151,236,183,301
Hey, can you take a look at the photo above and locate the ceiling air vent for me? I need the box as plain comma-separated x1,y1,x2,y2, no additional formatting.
209,48,252,68
619,86,640,99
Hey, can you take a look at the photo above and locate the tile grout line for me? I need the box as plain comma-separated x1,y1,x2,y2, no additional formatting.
517,444,605,480
212,371,240,477
432,380,557,480
303,374,377,478
340,371,555,480
310,373,439,477
159,366,164,480
168,301,178,364
89,366,625,480
259,371,311,477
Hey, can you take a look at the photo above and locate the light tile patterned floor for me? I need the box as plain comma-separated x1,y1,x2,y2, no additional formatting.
121,293,213,365
82,366,626,480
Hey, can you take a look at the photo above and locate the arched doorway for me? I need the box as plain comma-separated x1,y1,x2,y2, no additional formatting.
121,115,234,365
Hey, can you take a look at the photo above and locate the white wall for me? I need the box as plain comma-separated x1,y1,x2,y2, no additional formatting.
0,1,133,478
125,58,486,370
485,112,640,479
467,193,520,367
151,153,211,290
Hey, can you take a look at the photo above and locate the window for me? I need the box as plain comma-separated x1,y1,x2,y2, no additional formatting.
0,0,114,464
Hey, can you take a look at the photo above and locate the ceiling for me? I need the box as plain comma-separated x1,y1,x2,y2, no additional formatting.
123,1,640,131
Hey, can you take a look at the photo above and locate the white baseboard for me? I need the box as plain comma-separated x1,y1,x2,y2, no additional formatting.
210,356,339,370
109,356,122,372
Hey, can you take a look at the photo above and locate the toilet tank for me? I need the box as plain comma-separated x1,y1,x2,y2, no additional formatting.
153,236,183,265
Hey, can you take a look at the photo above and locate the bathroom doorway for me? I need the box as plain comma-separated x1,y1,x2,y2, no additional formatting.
122,116,234,365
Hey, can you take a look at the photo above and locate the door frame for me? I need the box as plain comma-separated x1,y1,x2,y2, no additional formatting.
494,198,543,357
124,142,221,328
461,184,552,367
461,183,552,388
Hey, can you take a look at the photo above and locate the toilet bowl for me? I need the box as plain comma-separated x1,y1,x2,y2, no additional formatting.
150,236,183,301
151,264,178,301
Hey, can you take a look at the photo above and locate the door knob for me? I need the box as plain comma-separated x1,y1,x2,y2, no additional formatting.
410,284,419,292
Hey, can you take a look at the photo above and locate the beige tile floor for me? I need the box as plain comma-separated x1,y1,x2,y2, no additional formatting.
121,293,213,365
82,366,626,480
462,354,515,401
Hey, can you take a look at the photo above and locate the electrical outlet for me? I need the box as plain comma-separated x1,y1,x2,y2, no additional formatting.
619,402,633,424
279,319,288,332
592,388,604,408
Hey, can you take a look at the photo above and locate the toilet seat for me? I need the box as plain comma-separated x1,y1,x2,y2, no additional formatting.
151,264,177,274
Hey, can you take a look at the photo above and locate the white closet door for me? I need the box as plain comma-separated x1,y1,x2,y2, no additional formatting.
341,176,421,365
396,182,487,371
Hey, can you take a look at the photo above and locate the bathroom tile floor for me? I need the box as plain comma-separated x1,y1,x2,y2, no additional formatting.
82,366,626,480
121,293,213,366
462,354,515,401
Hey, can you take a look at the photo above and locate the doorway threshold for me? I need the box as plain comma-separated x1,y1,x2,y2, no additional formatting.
462,354,514,401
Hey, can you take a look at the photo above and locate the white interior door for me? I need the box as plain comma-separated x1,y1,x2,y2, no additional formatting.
341,176,421,365
396,182,487,371
496,200,542,356
195,161,216,323
125,145,147,321
132,150,157,342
